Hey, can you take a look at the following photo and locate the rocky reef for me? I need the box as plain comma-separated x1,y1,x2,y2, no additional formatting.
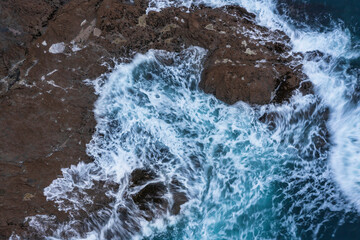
0,0,311,238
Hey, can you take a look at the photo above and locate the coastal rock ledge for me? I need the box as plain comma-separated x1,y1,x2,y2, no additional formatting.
0,0,311,238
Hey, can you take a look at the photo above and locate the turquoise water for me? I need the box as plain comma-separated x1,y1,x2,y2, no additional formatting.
20,1,360,239
45,47,348,240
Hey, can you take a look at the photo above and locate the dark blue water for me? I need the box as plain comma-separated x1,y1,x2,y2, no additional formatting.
278,0,360,68
276,1,360,239
278,0,359,33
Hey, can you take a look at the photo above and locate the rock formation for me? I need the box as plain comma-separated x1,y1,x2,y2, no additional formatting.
0,0,311,238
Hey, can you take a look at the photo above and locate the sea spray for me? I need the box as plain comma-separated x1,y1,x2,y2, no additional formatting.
39,45,353,239
152,0,360,235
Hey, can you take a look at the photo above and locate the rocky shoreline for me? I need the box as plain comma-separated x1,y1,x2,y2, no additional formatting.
0,0,310,238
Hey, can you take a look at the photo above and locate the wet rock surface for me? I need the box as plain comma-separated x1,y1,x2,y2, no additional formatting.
0,0,311,238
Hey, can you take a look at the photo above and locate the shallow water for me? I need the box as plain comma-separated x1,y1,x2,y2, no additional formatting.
25,0,360,239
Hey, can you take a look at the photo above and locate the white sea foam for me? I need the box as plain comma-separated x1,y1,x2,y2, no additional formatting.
148,0,360,220
42,47,352,240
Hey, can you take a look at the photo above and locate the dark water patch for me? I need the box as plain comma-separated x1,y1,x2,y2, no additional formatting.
277,0,360,37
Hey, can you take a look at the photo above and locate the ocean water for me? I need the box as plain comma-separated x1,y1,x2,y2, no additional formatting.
21,0,360,239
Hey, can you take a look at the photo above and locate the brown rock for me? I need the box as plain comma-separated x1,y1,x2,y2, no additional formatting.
93,28,102,37
137,14,147,27
23,193,35,201
0,0,312,238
